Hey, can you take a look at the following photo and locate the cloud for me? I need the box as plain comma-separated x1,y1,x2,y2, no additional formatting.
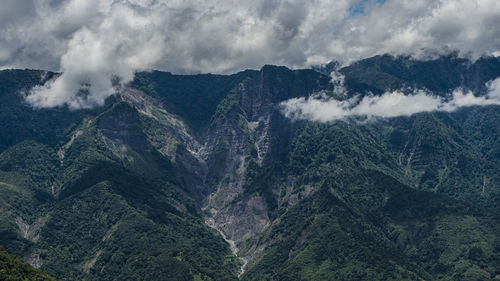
16,0,354,108
0,0,499,108
280,77,500,122
26,2,165,109
331,0,500,62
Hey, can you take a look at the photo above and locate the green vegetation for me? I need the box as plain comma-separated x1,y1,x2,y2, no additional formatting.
0,72,240,280
132,70,257,131
0,246,56,280
340,54,500,95
237,112,499,280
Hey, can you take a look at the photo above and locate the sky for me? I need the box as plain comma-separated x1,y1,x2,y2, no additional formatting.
1,0,499,109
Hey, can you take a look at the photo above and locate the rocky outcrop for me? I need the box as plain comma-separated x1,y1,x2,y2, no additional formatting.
82,250,102,274
15,217,42,243
23,253,43,269
97,102,151,155
214,195,270,249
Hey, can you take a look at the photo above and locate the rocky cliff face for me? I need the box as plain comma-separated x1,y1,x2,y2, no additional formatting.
128,66,331,269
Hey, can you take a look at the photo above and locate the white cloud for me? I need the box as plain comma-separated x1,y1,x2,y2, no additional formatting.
0,0,499,108
333,0,500,62
25,1,166,108
280,78,500,122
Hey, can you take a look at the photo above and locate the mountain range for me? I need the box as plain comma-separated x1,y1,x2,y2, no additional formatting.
0,54,499,281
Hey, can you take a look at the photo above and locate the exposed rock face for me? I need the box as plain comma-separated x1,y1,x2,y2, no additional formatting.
214,195,270,249
193,67,329,265
97,102,150,155
15,217,42,242
82,250,102,274
23,253,43,268
118,65,330,271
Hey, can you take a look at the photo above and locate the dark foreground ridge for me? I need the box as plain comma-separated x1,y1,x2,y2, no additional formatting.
0,246,56,280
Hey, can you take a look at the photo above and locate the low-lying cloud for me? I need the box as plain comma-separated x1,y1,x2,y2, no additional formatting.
0,0,499,109
280,78,500,122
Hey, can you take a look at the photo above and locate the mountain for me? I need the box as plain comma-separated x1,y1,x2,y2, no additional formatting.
340,54,500,95
0,54,499,281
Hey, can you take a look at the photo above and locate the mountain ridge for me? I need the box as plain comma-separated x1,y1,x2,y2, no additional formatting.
0,54,499,280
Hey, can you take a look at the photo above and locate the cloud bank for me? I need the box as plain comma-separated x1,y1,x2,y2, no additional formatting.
280,78,500,122
0,0,499,108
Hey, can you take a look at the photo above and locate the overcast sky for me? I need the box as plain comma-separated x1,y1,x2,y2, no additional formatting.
1,0,499,108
